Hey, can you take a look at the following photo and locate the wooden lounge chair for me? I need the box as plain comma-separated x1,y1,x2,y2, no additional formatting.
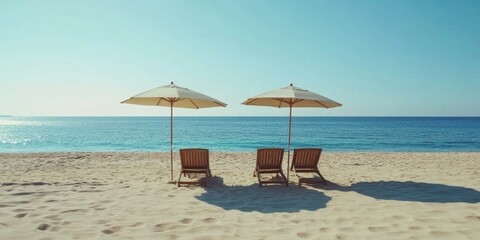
290,148,327,186
253,148,288,187
177,148,212,187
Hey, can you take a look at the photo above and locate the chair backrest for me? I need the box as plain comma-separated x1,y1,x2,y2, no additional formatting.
256,148,284,170
292,148,322,169
180,148,209,169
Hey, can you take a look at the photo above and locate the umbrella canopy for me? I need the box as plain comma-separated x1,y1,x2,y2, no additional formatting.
242,84,341,185
122,82,227,108
242,84,341,108
122,82,227,182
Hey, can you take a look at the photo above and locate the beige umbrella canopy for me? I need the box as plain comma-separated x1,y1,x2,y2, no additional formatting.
242,84,342,185
122,82,227,182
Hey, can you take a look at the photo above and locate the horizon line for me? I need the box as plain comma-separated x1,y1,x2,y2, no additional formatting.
1,115,479,118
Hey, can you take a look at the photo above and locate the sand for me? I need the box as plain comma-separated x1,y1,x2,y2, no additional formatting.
0,152,479,239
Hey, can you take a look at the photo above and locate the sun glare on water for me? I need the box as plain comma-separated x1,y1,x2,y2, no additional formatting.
0,120,44,126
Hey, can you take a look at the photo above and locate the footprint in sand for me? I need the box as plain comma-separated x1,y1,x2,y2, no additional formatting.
409,226,422,230
179,218,193,224
319,227,330,233
37,223,51,231
15,213,27,218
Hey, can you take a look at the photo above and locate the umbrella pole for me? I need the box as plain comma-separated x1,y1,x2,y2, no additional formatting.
170,102,173,182
287,104,292,186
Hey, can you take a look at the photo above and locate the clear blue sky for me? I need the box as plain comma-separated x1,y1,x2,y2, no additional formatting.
1,0,479,116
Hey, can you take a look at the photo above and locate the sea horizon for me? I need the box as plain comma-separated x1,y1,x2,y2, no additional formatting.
1,116,479,153
2,115,480,118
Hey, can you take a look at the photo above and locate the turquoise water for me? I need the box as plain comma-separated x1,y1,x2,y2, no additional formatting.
0,117,479,152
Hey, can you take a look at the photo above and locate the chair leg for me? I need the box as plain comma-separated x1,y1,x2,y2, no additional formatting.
177,171,183,187
317,170,327,185
203,170,209,187
257,171,262,187
278,171,288,187
292,168,300,186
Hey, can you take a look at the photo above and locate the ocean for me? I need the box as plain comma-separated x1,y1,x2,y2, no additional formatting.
0,117,479,152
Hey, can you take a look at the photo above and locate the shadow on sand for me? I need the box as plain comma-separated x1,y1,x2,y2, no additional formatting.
321,181,480,204
195,177,331,213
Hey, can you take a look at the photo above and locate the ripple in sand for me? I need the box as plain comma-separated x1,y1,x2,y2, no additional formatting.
128,222,144,227
6,201,30,205
60,209,88,214
296,231,311,239
201,217,216,223
44,215,61,220
152,223,168,232
11,192,37,196
465,215,480,221
50,226,62,232
102,226,122,234
368,226,388,232
430,230,450,237
77,190,104,193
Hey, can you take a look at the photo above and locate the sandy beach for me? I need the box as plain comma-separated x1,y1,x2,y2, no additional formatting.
0,152,479,239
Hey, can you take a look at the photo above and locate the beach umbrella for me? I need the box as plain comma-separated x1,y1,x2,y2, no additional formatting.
122,82,227,182
242,84,342,185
